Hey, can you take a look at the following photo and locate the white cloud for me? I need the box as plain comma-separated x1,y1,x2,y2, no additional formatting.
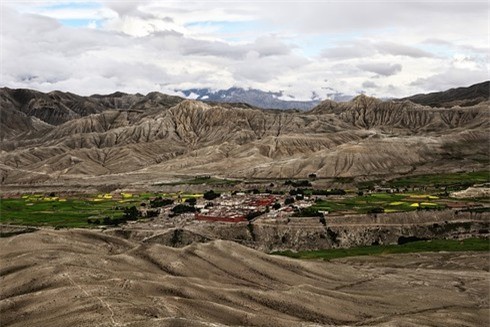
410,68,488,92
362,81,377,89
358,63,402,77
1,1,488,99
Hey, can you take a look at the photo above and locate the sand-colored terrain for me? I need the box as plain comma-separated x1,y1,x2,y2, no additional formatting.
1,229,488,326
2,86,489,184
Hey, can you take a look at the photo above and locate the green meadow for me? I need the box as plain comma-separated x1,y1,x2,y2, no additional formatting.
273,238,490,261
311,192,446,214
388,171,490,189
0,192,203,228
1,196,127,228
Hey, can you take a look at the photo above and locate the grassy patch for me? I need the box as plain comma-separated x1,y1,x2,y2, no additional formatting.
2,198,117,228
311,190,470,214
311,193,422,214
388,171,490,190
0,194,150,228
272,238,490,261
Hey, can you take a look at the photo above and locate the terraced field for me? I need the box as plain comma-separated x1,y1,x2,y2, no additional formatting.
311,192,449,214
0,192,203,228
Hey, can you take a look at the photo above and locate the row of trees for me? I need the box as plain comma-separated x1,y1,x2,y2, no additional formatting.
87,205,140,226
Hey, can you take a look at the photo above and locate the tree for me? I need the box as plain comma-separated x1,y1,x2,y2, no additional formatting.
150,197,173,208
124,206,139,220
246,211,263,221
367,207,384,214
203,190,220,200
171,204,196,215
284,197,295,205
292,207,322,217
185,198,197,205
272,202,281,210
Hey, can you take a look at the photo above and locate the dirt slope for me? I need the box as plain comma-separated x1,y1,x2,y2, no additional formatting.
1,84,489,184
1,229,488,327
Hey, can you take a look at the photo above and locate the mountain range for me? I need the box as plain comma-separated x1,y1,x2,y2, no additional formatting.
1,81,488,186
178,87,325,110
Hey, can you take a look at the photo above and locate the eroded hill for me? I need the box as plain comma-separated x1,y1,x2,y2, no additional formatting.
1,83,488,185
0,229,488,327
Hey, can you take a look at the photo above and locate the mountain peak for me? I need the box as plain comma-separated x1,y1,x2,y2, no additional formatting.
178,87,321,110
175,99,213,111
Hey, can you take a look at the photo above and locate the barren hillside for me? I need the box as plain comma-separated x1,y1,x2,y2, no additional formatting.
1,229,488,327
1,82,488,185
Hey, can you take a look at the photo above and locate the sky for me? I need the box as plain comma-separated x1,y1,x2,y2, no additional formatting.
1,0,488,100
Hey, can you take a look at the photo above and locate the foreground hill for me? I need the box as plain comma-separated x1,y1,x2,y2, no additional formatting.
1,229,488,327
0,83,488,185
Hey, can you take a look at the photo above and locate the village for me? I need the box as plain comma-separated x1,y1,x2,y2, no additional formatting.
140,190,316,224
2,173,489,229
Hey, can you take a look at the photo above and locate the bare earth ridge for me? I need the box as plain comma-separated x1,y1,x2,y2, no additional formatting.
1,83,489,185
1,229,488,327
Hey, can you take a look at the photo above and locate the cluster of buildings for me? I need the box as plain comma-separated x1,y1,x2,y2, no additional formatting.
195,194,278,223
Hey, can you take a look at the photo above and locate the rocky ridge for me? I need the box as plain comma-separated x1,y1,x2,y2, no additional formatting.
1,82,488,185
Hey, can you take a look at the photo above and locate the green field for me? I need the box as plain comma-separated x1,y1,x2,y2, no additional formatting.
0,197,129,228
273,238,490,261
387,171,490,189
0,191,208,228
311,193,446,214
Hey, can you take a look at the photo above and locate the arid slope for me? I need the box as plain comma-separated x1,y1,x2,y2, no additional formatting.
1,229,488,327
1,83,488,185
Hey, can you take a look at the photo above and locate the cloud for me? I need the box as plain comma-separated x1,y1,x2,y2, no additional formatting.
362,81,377,89
105,1,147,17
321,43,376,59
1,1,488,100
410,68,488,92
323,41,433,60
375,42,434,58
358,63,402,76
